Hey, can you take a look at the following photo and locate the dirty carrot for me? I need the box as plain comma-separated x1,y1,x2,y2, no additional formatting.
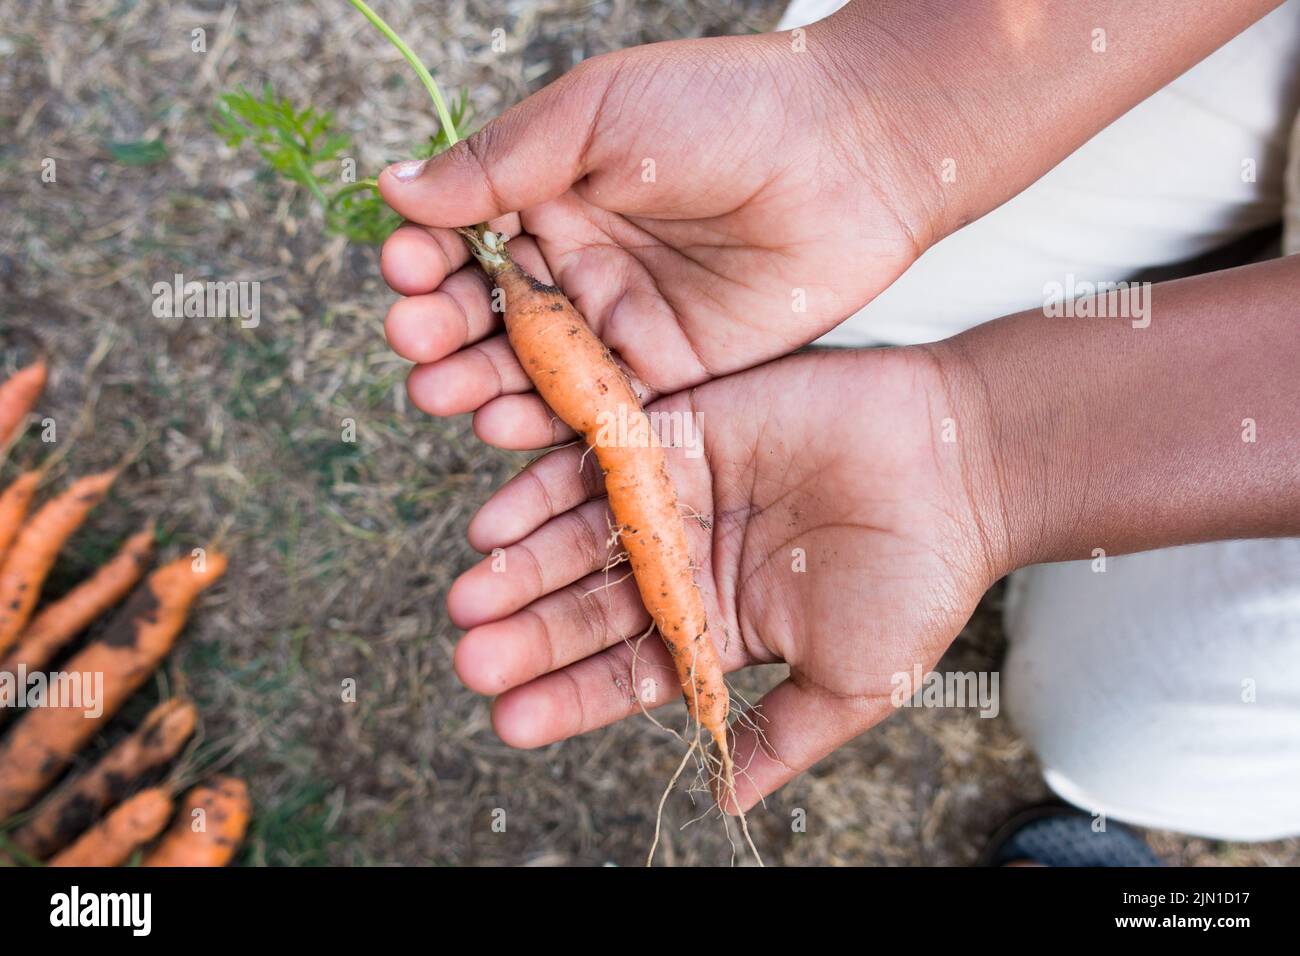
471,234,733,772
347,0,753,862
0,470,43,569
0,550,226,820
0,360,47,450
143,776,250,867
0,521,155,707
488,256,754,864
47,787,174,868
10,698,197,859
0,469,119,657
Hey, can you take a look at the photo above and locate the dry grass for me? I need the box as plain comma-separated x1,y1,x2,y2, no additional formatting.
1,0,1295,866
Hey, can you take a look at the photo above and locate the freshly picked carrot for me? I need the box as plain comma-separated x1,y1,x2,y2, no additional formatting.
10,698,197,859
340,0,747,855
0,550,226,820
0,469,119,657
0,521,155,709
143,777,250,867
47,787,174,868
0,360,47,451
0,470,43,569
471,234,732,759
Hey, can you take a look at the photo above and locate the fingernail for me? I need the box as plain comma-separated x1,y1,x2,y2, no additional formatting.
388,159,427,182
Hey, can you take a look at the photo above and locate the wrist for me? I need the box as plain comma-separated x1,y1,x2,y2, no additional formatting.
813,0,1282,248
800,1,1003,254
932,258,1300,569
798,11,955,255
916,332,1082,579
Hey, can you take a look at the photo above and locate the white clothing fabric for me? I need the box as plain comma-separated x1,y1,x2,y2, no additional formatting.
1004,544,1300,841
779,0,1300,840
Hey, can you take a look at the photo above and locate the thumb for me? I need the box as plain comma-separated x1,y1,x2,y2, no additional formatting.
378,60,608,227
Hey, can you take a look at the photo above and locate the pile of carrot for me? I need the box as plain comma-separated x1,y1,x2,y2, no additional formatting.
0,359,250,867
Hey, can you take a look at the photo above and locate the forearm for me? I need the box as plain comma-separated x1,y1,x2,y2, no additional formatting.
934,255,1300,572
820,0,1283,245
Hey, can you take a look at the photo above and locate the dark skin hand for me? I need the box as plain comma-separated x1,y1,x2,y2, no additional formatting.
445,255,1300,810
378,26,923,452
447,346,996,808
375,2,1295,808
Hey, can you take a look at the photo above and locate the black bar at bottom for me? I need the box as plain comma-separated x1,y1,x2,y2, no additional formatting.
0,864,1289,940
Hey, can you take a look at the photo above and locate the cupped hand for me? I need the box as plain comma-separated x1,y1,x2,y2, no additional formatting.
445,346,1009,810
378,22,931,450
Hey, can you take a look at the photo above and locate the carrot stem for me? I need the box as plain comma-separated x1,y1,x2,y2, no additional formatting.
345,3,497,256
346,0,460,148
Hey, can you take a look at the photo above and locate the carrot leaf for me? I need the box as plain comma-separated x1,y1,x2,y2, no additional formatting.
214,81,473,244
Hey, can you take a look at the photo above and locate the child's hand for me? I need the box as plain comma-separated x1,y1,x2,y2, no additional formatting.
377,26,929,450
444,346,1005,810
441,250,1300,809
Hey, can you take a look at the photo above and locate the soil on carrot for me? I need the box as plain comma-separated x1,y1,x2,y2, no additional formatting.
2,0,1296,866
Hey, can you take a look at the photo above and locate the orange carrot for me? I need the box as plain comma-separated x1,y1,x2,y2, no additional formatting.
143,777,250,867
0,470,43,569
463,233,736,815
0,360,47,450
0,550,226,820
348,2,748,861
0,522,155,707
47,787,173,867
0,469,119,657
10,698,197,859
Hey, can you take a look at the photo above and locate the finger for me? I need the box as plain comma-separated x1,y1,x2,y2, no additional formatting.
378,62,608,225
384,266,498,364
406,334,533,417
380,223,470,295
454,568,650,695
724,678,893,814
446,496,619,629
472,393,577,450
491,635,686,749
467,444,605,553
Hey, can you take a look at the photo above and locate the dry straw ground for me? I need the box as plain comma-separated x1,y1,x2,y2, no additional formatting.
2,0,1296,866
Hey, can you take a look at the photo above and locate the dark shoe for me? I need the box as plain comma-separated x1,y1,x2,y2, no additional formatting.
979,802,1163,867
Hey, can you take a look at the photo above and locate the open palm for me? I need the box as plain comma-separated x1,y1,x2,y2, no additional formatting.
378,29,926,451
445,348,1004,809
